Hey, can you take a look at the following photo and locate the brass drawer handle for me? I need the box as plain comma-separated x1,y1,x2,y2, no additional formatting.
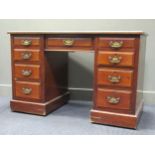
107,96,120,104
21,52,32,60
22,88,32,95
21,40,32,46
21,70,32,77
108,55,122,64
63,39,74,46
108,75,121,83
109,41,123,49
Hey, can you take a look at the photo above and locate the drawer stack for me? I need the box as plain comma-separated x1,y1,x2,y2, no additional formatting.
11,35,43,101
95,37,136,112
91,36,142,128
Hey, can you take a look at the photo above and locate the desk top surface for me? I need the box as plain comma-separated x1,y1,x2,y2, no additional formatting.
8,31,145,35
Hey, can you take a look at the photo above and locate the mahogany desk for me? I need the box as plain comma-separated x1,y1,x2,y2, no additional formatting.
8,31,146,129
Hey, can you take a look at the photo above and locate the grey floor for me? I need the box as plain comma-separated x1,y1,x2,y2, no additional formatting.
0,97,155,135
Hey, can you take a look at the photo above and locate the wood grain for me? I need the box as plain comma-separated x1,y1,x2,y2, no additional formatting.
97,68,134,88
96,88,132,110
97,51,135,67
13,49,41,62
97,37,136,49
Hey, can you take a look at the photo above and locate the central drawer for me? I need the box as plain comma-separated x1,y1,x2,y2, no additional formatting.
46,37,93,48
15,81,41,100
97,68,133,88
14,64,40,80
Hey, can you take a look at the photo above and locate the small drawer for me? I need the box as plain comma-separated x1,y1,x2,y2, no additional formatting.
97,51,135,67
14,64,40,80
13,36,41,49
97,68,133,88
15,81,41,100
96,88,132,110
97,37,136,49
46,37,93,48
13,49,40,62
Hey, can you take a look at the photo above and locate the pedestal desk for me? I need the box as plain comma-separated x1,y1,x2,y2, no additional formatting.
8,31,146,129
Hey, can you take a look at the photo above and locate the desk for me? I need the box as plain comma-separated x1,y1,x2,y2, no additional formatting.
8,31,146,129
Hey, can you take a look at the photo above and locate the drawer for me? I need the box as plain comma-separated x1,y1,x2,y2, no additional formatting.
15,81,41,100
14,64,40,80
13,49,40,62
96,88,131,110
13,36,41,49
97,51,135,67
97,37,136,49
97,68,133,88
46,37,93,48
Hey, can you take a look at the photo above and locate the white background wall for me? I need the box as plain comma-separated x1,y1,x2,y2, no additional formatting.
0,19,155,103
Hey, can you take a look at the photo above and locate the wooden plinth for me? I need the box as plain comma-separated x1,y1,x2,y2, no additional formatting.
10,92,70,116
90,101,143,129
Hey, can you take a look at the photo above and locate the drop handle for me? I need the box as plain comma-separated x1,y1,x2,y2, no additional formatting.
107,96,120,104
21,70,32,77
109,41,123,49
108,55,122,64
22,88,32,95
108,75,121,83
63,39,74,46
21,52,32,60
21,40,32,46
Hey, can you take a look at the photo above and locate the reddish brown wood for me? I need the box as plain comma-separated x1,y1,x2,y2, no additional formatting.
97,68,134,88
92,34,145,128
14,64,40,80
10,92,70,115
46,37,93,47
97,37,136,49
13,49,41,62
9,32,146,129
90,99,143,129
15,81,41,100
97,51,135,67
96,88,132,110
13,35,41,49
44,51,69,101
10,34,69,115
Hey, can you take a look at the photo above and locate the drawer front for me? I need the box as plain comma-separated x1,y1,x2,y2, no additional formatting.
97,68,133,87
46,37,93,48
14,64,40,80
97,51,135,67
13,36,41,49
98,37,136,49
13,49,40,62
96,88,131,110
15,81,41,100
